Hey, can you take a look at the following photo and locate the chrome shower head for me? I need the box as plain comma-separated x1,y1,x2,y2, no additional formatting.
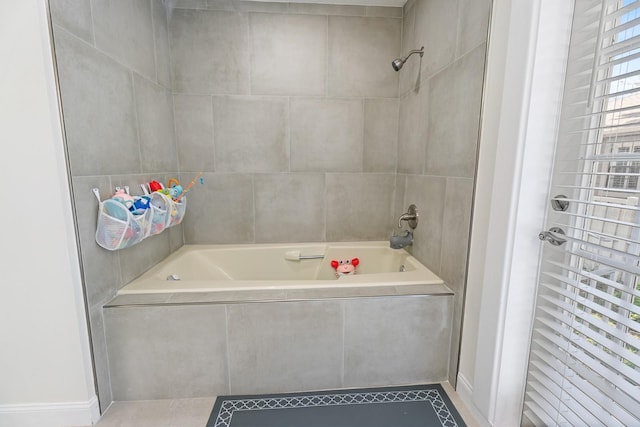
391,58,405,71
391,47,424,72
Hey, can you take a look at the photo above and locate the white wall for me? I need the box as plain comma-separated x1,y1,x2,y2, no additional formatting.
0,1,98,425
457,0,573,425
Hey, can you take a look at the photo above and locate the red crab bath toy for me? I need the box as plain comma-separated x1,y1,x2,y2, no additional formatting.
331,258,360,277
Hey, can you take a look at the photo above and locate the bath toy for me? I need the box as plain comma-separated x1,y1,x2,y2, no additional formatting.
175,172,203,203
148,180,163,192
167,184,183,200
331,258,360,276
112,188,135,210
131,196,151,215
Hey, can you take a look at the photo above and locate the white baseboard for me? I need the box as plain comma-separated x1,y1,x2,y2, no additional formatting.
0,395,100,427
456,372,473,401
456,373,492,427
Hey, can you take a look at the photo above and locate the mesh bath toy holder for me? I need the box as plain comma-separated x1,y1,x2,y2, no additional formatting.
167,195,186,227
148,192,169,236
95,199,151,251
93,187,187,251
148,192,186,234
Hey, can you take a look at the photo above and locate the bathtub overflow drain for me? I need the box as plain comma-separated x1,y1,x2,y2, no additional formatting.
166,274,181,281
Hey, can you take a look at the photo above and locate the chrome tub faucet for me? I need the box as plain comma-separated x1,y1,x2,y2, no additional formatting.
391,204,418,249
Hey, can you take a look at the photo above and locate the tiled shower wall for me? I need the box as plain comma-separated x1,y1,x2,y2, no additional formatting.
49,0,489,411
397,0,490,385
169,1,403,244
50,0,181,408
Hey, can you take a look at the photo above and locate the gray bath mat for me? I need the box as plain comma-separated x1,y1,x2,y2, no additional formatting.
206,384,467,427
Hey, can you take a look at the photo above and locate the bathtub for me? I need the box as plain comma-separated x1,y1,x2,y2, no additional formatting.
106,242,454,400
117,241,445,295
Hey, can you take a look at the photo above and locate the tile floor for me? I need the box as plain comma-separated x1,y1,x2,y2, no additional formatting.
93,382,480,427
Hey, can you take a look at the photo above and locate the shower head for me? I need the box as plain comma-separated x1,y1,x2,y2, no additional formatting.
391,47,424,71
391,58,404,72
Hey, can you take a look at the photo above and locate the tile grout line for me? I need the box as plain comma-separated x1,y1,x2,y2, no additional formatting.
150,0,159,85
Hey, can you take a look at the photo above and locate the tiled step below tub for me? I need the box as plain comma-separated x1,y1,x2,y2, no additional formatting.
103,242,455,400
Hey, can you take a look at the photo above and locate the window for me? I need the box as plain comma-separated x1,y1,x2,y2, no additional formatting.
606,146,640,189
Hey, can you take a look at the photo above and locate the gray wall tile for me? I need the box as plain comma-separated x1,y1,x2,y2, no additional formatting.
402,174,446,275
170,9,249,94
290,98,364,172
412,0,458,78
173,94,215,172
92,0,156,81
425,44,485,178
89,303,113,409
105,305,229,400
168,221,186,253
250,13,327,96
71,176,121,305
328,16,400,97
54,27,141,176
344,296,452,386
182,173,254,243
227,301,343,394
364,98,399,173
49,0,94,44
456,0,491,58
393,174,407,227
133,74,179,173
440,177,473,294
118,231,173,285
153,0,172,88
326,173,395,241
398,0,418,96
213,96,289,172
397,84,428,174
254,174,326,242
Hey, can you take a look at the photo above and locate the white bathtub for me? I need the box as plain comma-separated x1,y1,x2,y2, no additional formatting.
117,241,444,294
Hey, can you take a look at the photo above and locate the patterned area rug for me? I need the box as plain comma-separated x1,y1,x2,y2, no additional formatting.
206,384,467,427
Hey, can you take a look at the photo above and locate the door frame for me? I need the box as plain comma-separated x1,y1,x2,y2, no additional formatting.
458,0,575,425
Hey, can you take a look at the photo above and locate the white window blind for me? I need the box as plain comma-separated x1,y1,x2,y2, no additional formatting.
522,0,640,426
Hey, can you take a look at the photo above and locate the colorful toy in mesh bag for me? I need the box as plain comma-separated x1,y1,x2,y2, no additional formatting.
166,178,184,201
175,172,203,203
110,187,151,216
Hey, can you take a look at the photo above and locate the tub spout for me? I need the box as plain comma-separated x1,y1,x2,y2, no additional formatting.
397,204,418,229
390,230,413,249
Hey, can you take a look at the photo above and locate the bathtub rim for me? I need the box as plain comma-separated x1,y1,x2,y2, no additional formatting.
111,241,451,305
106,283,454,307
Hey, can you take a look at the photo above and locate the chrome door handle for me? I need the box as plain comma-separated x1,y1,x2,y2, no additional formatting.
538,227,567,246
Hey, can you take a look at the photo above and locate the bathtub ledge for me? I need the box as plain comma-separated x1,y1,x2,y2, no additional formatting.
104,283,453,307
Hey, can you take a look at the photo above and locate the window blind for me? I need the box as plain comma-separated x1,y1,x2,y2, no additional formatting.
522,0,640,425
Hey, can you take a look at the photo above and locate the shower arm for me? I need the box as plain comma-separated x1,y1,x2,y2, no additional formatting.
402,47,424,61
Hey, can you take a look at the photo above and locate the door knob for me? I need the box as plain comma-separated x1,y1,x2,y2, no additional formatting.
538,227,567,246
